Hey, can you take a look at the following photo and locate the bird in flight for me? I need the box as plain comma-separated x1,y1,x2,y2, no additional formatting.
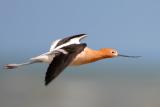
4,34,140,86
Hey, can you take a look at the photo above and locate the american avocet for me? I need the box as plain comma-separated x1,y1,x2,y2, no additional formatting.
4,34,140,85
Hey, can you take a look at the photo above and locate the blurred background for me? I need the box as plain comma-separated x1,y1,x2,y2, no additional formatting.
0,0,160,107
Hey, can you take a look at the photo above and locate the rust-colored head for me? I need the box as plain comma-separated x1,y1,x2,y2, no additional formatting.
100,48,141,58
100,48,118,58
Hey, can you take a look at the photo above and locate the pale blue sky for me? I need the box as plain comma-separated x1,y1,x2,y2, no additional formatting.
0,0,160,61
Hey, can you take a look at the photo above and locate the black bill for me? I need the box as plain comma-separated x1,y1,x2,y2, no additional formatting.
118,54,141,58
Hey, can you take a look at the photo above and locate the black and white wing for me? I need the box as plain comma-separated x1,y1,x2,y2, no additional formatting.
45,43,87,86
49,34,87,52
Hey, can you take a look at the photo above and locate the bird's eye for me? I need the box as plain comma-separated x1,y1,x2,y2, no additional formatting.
112,51,115,54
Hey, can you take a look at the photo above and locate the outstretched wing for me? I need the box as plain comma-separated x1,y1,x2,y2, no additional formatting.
45,43,87,86
49,34,87,52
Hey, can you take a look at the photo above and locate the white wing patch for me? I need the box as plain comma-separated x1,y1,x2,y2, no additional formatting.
54,35,87,50
53,49,68,55
54,38,80,50
49,39,61,52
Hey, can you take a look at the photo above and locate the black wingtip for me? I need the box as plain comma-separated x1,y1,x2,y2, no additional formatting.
69,33,88,40
45,77,53,86
45,82,49,86
45,79,52,86
77,33,87,36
